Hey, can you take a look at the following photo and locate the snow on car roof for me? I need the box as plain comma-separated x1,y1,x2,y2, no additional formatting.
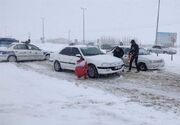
68,44,97,48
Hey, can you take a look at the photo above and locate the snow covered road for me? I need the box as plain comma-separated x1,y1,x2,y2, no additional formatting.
0,62,180,125
14,61,180,114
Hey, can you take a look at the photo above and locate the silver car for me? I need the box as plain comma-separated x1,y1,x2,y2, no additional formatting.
108,46,165,71
147,45,177,54
0,43,50,62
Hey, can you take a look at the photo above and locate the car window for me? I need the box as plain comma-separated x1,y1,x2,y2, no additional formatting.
80,47,104,56
153,45,161,49
72,47,81,56
27,44,40,50
0,41,12,47
13,44,28,50
60,47,72,56
124,48,130,55
139,48,150,55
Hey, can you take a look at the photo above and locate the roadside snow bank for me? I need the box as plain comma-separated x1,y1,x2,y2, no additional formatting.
156,48,180,74
0,63,179,125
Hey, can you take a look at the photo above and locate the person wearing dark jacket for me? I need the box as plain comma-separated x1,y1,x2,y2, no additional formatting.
128,40,140,73
113,46,124,59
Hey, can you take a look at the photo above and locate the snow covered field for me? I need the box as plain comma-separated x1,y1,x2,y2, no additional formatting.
0,43,180,125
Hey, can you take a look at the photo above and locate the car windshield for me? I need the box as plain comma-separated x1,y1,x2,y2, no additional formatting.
7,44,15,48
139,48,150,55
80,47,104,56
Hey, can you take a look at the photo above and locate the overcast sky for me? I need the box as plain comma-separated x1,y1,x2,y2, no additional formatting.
0,0,179,44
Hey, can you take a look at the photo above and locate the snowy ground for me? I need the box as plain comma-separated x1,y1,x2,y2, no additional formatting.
1,43,180,125
158,48,180,75
0,63,180,125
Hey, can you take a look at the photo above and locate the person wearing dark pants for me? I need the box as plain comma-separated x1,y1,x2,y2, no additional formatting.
128,40,140,73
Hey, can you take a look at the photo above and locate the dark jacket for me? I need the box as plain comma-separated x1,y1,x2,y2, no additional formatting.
113,47,124,58
129,43,139,57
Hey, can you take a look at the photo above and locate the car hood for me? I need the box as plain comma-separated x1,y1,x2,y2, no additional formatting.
85,54,124,65
139,54,163,61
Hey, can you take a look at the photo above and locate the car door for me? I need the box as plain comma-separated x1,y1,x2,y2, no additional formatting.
13,44,29,60
69,47,82,70
27,44,44,60
59,47,73,70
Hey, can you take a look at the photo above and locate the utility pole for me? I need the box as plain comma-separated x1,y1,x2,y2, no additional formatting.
41,17,45,43
81,7,86,44
155,0,161,45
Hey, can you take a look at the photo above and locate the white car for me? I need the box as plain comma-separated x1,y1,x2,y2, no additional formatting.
147,45,177,54
52,45,124,78
0,43,50,62
108,46,165,71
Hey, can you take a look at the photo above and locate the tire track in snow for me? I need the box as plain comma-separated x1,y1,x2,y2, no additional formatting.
14,61,180,114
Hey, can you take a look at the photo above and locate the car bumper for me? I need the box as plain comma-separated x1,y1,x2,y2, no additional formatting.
147,62,165,69
97,64,124,74
0,55,8,61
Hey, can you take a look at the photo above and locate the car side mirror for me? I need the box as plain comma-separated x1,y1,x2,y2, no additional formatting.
76,54,81,58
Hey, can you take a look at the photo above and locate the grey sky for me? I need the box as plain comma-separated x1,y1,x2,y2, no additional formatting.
0,0,179,44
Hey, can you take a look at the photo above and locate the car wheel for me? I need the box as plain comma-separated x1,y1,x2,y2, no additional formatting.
138,62,147,71
54,61,62,72
45,54,50,60
8,55,17,62
88,65,98,78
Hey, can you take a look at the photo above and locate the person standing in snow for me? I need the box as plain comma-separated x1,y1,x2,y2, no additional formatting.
113,46,124,59
128,40,140,73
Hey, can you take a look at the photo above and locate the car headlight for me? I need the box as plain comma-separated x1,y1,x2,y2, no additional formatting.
101,62,122,67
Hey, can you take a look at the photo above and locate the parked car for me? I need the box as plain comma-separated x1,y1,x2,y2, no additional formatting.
51,45,124,78
0,43,50,62
147,45,177,54
0,38,18,48
108,46,165,71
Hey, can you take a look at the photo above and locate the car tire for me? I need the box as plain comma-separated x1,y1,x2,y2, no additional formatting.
8,55,17,62
88,64,98,78
45,54,50,60
54,61,62,72
138,62,147,71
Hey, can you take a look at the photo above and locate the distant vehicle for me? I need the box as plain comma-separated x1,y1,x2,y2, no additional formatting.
101,44,114,52
0,43,50,62
0,38,18,48
108,46,165,71
147,45,177,55
51,45,124,78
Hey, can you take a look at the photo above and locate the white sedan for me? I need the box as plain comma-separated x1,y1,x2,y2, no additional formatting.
51,45,124,78
108,46,165,71
0,43,50,62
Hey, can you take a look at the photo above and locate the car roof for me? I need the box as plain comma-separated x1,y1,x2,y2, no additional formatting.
118,45,131,48
68,44,97,48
